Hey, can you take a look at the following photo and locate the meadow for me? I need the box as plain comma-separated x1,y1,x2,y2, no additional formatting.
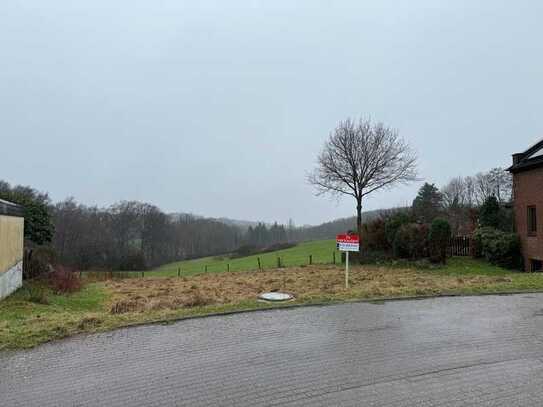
3,240,543,351
152,239,338,276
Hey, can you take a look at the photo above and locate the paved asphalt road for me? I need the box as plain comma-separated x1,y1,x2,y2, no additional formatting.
3,294,543,406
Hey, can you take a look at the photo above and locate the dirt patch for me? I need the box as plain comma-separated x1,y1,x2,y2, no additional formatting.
104,265,513,314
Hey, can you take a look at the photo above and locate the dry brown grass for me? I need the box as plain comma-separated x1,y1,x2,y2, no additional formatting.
104,265,512,314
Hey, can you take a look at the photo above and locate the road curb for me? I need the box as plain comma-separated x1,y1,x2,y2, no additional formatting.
9,289,543,352
109,289,543,330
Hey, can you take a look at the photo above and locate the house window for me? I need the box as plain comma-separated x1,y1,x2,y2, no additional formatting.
530,259,542,272
528,206,537,235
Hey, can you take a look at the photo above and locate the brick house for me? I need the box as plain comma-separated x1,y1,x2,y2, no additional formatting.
508,139,543,271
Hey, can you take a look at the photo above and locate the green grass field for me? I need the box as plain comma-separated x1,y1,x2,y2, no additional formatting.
152,239,338,276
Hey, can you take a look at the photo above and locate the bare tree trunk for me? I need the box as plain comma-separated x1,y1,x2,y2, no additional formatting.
356,200,362,238
356,200,363,263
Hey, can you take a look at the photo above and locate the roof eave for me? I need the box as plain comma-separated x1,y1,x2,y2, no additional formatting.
508,158,543,174
0,200,24,217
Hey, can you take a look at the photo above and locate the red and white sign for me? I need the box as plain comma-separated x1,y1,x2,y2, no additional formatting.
336,234,360,252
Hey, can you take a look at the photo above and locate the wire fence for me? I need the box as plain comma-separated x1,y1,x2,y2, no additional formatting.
81,237,473,281
81,251,340,280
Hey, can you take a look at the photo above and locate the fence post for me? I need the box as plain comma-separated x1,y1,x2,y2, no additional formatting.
177,267,180,277
258,257,261,271
205,265,208,273
333,251,336,265
309,255,312,265
141,271,144,278
277,257,281,268
227,263,230,272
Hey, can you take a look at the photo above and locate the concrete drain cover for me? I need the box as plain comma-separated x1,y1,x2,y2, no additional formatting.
258,292,294,302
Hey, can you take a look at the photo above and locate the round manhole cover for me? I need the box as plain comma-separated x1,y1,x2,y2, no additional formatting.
258,292,294,302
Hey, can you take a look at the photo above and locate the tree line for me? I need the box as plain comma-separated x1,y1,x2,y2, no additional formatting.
1,180,358,271
52,199,244,270
413,167,513,234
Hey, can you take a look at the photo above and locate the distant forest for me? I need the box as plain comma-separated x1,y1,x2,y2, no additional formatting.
1,180,377,271
51,200,383,270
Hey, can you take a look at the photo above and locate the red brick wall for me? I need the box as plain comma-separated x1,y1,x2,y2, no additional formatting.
513,167,543,271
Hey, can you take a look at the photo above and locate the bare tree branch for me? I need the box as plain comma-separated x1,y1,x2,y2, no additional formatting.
308,117,418,237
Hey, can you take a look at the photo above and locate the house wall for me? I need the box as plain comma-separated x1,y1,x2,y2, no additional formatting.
0,214,24,299
513,167,543,270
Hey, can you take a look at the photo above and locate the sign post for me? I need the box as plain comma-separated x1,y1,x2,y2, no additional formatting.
336,234,360,289
345,251,349,289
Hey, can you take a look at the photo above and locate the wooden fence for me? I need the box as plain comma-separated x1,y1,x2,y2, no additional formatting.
448,236,472,257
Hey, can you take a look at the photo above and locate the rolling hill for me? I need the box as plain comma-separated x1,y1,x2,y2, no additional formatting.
152,239,338,277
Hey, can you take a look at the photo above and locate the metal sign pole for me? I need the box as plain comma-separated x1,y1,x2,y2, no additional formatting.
345,251,349,289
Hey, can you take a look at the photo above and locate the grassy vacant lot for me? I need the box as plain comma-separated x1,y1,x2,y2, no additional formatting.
2,256,543,351
152,239,338,276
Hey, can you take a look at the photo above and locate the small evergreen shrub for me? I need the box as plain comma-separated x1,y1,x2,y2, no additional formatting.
385,212,411,248
473,227,522,269
362,218,388,251
429,218,452,264
393,223,429,260
23,246,56,279
479,196,514,232
479,196,501,229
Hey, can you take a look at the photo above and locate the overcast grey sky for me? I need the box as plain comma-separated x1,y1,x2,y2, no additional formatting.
1,0,542,225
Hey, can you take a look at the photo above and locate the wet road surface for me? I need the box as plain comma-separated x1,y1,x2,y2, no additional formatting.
2,294,543,406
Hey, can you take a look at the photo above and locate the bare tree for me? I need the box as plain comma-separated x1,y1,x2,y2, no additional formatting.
441,177,467,209
308,118,418,239
441,177,472,234
471,168,512,205
463,176,476,208
488,167,512,204
473,172,495,205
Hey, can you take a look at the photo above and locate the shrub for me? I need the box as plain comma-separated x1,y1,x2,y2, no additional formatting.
479,196,501,229
472,227,505,259
393,223,429,260
385,212,411,248
49,266,82,294
479,196,514,232
429,218,452,264
362,218,388,251
23,246,56,279
473,227,522,269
